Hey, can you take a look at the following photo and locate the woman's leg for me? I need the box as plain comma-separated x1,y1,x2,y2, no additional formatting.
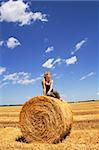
52,91,60,99
47,91,61,99
47,92,56,98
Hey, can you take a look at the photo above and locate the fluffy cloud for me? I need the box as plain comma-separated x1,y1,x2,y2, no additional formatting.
0,66,6,75
42,56,77,68
2,71,42,86
45,46,54,53
42,57,65,68
0,37,20,49
71,38,87,55
42,58,54,68
75,39,87,50
80,72,95,81
66,56,77,65
3,72,32,85
3,72,19,81
0,0,48,26
0,41,4,46
6,37,21,49
53,58,64,65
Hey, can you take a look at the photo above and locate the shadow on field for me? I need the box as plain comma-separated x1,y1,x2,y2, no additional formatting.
53,127,72,144
16,136,28,143
15,129,71,144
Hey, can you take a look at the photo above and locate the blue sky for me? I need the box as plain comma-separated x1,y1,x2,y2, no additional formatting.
0,0,99,105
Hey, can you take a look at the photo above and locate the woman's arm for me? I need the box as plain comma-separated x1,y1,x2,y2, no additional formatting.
42,80,46,95
47,80,53,94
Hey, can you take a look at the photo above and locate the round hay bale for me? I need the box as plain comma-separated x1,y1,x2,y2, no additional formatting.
19,96,73,144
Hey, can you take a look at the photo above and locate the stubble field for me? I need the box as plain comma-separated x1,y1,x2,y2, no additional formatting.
0,100,99,150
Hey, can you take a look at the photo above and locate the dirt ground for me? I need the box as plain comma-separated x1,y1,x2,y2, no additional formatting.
0,100,99,150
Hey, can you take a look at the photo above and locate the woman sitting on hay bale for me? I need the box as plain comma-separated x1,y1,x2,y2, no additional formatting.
19,72,72,144
42,71,61,99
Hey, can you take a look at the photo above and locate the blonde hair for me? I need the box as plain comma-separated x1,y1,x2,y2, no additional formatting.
44,71,51,78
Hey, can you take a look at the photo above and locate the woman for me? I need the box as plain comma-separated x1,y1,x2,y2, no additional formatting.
42,71,60,99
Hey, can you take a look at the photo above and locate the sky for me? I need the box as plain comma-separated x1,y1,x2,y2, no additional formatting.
0,0,99,105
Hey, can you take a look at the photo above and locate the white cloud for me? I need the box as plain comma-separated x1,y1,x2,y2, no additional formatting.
66,56,77,65
71,51,75,55
42,58,55,68
0,0,48,26
0,40,4,46
80,72,95,81
3,72,19,81
96,92,99,95
0,66,6,75
55,74,63,79
0,37,20,49
3,72,33,85
42,58,65,68
75,39,87,50
42,56,77,68
2,71,42,86
17,78,34,85
32,12,48,22
87,72,95,77
6,37,21,49
53,58,64,65
45,46,54,53
0,81,9,88
71,38,87,55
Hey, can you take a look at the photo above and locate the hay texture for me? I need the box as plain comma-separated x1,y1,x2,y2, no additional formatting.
19,96,73,144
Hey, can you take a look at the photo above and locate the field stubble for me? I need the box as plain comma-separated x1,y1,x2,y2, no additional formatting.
0,100,99,150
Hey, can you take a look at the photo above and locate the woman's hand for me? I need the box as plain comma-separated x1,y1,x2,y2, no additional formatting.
47,91,51,95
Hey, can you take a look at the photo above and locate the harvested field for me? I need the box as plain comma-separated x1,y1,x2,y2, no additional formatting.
0,100,99,150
